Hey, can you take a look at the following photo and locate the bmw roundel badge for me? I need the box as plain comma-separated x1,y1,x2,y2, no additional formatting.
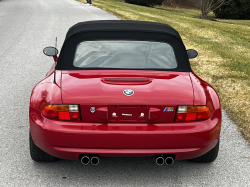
123,89,134,96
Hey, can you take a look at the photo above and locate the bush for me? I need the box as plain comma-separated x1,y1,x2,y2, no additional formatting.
125,0,164,7
213,0,250,20
162,0,197,9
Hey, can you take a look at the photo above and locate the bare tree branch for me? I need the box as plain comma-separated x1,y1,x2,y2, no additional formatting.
192,0,232,18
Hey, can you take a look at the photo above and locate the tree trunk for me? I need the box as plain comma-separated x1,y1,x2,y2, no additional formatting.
195,0,233,20
201,1,206,17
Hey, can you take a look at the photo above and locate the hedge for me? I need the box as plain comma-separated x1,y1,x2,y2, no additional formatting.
213,0,250,20
124,0,164,7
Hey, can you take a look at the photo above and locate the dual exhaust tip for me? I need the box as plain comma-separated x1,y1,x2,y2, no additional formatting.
80,154,174,165
155,155,175,165
80,155,99,165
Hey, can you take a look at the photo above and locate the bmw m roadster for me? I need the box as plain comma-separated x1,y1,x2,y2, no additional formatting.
29,20,221,165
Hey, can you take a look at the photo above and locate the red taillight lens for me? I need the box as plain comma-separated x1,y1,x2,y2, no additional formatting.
42,105,81,121
175,113,186,121
175,106,211,122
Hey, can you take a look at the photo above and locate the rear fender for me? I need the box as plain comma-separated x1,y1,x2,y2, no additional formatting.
30,71,62,110
189,72,220,112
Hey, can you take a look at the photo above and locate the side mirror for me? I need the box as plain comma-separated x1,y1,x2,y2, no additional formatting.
187,49,198,59
43,47,58,56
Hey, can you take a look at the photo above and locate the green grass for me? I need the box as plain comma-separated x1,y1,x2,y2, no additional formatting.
78,0,250,145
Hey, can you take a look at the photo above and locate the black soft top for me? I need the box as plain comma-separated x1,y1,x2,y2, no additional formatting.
56,20,192,72
65,20,182,41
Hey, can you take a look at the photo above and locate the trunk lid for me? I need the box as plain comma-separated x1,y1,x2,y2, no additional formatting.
61,70,193,123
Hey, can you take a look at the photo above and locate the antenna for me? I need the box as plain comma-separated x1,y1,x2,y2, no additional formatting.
53,37,57,84
55,37,57,49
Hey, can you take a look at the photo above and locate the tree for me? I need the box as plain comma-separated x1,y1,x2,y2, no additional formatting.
193,0,232,20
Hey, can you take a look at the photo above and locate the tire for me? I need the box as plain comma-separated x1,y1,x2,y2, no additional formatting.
189,139,220,163
29,132,59,162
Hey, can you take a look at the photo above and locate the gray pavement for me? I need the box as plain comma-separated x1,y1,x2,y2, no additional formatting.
0,0,250,186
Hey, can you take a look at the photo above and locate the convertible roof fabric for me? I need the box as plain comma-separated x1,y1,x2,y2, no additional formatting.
65,20,182,41
56,20,192,72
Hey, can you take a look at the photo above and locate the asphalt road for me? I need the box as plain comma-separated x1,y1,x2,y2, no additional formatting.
0,0,250,186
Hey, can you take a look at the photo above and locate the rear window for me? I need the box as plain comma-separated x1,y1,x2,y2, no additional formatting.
73,41,177,69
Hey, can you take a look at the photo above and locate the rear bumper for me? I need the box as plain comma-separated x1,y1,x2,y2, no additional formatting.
29,106,222,160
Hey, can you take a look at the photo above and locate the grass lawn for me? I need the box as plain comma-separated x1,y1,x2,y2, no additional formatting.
78,0,250,145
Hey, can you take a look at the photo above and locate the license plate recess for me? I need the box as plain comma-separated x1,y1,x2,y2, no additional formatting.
108,105,148,122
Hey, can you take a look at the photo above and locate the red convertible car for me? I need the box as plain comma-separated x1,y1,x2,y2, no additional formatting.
29,20,221,165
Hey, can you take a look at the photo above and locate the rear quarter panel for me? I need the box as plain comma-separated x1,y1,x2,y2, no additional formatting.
30,71,62,110
189,72,221,112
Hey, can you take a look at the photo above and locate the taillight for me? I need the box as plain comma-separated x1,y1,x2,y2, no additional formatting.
175,106,211,122
42,105,81,121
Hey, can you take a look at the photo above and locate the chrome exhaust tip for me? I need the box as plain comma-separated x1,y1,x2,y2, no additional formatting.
165,157,174,165
91,156,100,165
80,156,90,165
155,156,165,165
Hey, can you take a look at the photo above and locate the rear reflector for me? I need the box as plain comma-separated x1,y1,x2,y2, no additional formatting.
175,106,211,122
42,105,81,121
